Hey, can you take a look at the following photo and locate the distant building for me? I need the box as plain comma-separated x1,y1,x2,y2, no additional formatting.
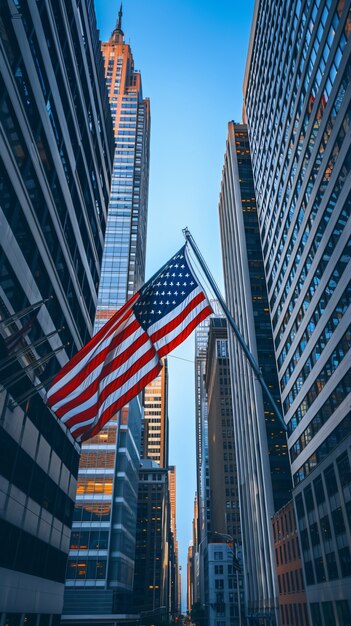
133,460,170,625
205,318,241,546
187,542,195,615
244,0,351,620
194,302,223,547
195,318,212,545
219,121,292,623
272,501,309,626
169,466,181,615
0,0,112,621
205,318,244,625
142,359,169,468
63,6,150,622
203,541,241,626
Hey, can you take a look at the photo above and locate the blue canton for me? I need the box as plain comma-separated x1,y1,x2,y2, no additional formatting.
134,246,198,331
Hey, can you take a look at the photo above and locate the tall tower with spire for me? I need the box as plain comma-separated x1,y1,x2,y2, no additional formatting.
62,7,150,624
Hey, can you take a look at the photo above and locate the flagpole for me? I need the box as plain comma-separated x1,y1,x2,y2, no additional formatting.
0,296,53,327
0,345,68,389
183,227,287,432
0,327,65,373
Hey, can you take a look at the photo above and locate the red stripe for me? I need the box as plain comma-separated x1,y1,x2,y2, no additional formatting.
64,345,158,430
49,316,139,408
158,306,212,358
55,329,149,418
48,294,139,390
149,291,205,343
78,362,162,442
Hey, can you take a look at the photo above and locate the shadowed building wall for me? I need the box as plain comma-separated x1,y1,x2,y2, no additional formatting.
244,1,351,620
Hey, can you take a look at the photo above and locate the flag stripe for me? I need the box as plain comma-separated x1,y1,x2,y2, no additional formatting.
78,361,162,442
158,306,212,357
59,332,153,421
152,297,210,351
50,317,142,411
149,291,206,343
72,359,162,438
48,295,138,394
146,286,203,337
47,245,212,442
62,342,158,429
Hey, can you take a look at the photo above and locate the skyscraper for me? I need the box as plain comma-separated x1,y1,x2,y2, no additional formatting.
133,461,170,625
205,317,243,626
219,122,292,622
194,302,222,547
142,359,169,468
63,7,150,622
244,1,351,621
0,0,113,620
195,317,212,545
168,465,181,615
205,318,241,546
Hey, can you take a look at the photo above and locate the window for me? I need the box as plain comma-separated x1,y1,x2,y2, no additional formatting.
324,465,338,497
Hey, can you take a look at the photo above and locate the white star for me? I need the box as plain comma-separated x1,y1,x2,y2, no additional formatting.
181,291,185,295
185,273,189,277
172,300,176,304
190,281,194,285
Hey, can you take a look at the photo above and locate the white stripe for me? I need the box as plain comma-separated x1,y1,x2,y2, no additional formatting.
59,335,153,422
68,353,160,435
48,306,135,399
152,298,208,351
51,323,144,412
146,286,202,336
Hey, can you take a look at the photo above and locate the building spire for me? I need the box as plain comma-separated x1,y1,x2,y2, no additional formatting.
111,3,124,44
117,3,123,31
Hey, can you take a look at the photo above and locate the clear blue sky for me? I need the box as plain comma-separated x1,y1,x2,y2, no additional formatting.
94,0,255,609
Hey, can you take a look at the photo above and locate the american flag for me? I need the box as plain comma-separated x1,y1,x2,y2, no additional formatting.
47,245,212,442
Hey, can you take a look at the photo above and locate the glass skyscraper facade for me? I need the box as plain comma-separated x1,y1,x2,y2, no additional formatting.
219,122,291,622
63,8,150,623
244,1,351,621
0,0,113,620
95,7,150,324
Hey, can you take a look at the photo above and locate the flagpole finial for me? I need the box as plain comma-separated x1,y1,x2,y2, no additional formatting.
182,226,190,241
